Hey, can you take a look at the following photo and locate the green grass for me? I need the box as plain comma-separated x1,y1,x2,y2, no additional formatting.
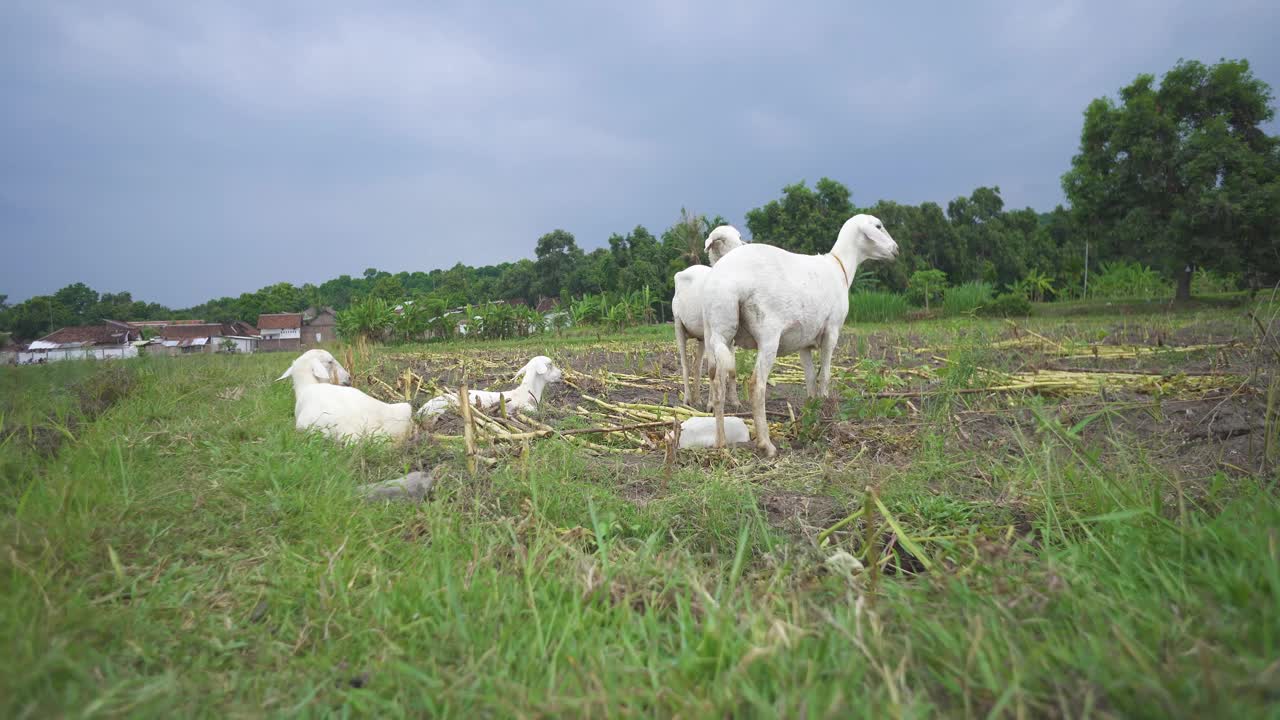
2,317,1278,717
847,291,911,323
942,281,995,316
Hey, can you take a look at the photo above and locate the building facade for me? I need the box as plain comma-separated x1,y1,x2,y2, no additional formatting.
257,313,304,351
18,321,142,364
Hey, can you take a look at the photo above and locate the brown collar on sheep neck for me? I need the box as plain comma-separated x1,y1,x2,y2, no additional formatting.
829,253,849,286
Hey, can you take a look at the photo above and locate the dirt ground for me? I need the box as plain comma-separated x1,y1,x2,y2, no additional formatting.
363,319,1275,524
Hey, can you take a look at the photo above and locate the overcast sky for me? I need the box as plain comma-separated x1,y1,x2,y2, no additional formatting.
2,1,1278,307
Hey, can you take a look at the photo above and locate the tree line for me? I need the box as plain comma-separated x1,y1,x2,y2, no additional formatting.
2,58,1276,341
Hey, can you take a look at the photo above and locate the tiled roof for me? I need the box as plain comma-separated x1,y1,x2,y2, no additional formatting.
34,323,139,347
257,313,303,330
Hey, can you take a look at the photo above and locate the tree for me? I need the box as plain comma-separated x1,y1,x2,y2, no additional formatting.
745,178,856,254
496,259,538,306
370,275,405,302
534,229,582,299
5,295,71,339
1062,58,1280,299
54,282,99,321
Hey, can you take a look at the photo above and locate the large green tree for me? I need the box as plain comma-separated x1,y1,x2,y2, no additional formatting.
1062,58,1280,299
744,178,856,254
534,229,583,299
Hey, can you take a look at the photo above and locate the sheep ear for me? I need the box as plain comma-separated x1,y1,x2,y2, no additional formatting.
310,359,331,382
512,360,533,382
275,367,292,382
537,358,552,375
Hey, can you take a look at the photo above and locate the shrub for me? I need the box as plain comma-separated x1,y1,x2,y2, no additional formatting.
980,291,1032,317
942,281,994,316
1090,261,1170,299
906,269,948,308
1016,268,1055,302
1191,268,1240,295
847,291,910,323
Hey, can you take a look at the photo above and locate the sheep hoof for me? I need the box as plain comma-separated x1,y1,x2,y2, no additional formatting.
759,442,778,458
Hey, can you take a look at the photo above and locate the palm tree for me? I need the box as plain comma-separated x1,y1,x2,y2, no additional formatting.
336,297,394,343
676,207,707,267
1019,268,1055,303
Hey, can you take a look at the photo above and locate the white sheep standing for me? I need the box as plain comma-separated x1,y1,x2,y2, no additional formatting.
705,224,745,265
276,349,416,443
416,355,563,418
672,225,745,408
702,214,899,457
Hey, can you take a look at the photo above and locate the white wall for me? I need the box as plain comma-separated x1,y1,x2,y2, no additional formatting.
18,345,138,364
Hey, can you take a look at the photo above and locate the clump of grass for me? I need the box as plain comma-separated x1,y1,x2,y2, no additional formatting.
847,291,910,323
942,281,994,316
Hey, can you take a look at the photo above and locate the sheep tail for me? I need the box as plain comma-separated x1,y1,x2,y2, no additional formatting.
712,343,734,382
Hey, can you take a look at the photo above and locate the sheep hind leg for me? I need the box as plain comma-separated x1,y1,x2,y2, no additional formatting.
708,340,734,449
726,347,741,411
691,339,704,408
676,322,693,406
752,340,779,458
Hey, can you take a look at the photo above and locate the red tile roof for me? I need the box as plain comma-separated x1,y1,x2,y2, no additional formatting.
37,323,139,346
159,324,223,340
257,313,303,330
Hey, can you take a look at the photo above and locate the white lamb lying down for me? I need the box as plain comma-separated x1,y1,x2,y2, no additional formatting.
669,416,750,449
276,349,415,443
416,356,563,418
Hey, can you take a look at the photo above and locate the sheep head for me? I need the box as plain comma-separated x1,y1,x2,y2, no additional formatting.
836,214,899,265
513,356,563,386
276,349,353,387
704,225,745,266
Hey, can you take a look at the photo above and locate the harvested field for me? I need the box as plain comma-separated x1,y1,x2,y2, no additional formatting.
3,302,1279,717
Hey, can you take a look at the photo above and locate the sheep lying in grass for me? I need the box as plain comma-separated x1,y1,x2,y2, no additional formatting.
416,356,563,419
703,214,899,457
668,416,750,449
276,349,415,443
672,225,746,408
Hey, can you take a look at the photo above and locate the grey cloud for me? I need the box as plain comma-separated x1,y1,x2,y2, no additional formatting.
2,0,1277,306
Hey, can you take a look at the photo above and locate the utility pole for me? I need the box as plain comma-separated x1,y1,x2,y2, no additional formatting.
1083,239,1089,298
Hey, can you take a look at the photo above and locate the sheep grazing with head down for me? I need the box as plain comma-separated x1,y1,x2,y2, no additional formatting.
702,214,899,457
416,355,563,418
671,225,745,408
276,349,415,443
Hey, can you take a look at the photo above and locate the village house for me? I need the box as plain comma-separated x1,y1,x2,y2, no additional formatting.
302,306,338,345
154,322,260,355
257,309,338,351
18,320,143,364
257,313,304,351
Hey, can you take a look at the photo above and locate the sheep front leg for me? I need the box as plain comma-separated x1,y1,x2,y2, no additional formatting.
799,348,817,398
752,340,779,457
818,329,840,397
